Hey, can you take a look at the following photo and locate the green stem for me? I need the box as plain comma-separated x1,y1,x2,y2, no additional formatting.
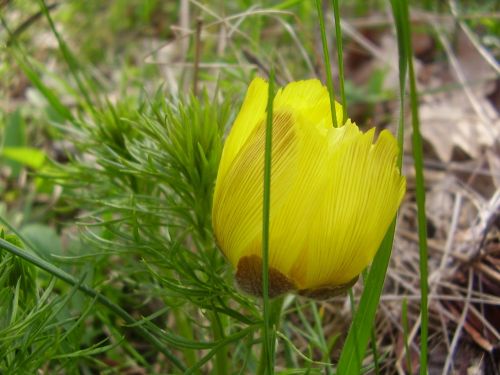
0,237,186,371
331,0,346,122
390,0,407,170
257,341,267,375
257,297,284,375
315,0,339,128
269,296,285,339
402,2,429,372
261,68,276,374
348,288,356,315
402,297,413,374
174,308,198,371
210,310,229,375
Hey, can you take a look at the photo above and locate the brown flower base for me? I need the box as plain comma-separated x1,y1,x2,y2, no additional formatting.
236,255,296,298
298,275,359,300
235,255,359,300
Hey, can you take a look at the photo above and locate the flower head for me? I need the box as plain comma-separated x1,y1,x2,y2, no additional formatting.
212,78,406,298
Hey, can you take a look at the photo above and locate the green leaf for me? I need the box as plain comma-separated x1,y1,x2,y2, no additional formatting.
1,147,46,170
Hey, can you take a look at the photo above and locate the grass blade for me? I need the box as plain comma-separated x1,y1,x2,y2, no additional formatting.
404,11,429,375
261,68,276,374
37,0,97,111
402,297,413,374
330,0,346,122
9,48,74,122
391,1,429,372
336,222,397,374
389,0,408,169
315,0,339,128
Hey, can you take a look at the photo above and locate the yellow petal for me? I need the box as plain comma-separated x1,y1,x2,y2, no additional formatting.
274,79,345,129
267,120,364,283
290,126,406,289
212,111,299,267
266,110,336,274
216,78,268,184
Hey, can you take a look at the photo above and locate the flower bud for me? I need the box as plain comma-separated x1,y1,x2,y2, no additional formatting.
212,78,406,298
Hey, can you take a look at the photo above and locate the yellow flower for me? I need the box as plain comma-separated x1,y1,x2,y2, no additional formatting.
212,78,406,298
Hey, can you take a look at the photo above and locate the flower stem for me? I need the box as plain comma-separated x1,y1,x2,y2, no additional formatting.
210,310,229,375
257,297,284,375
261,67,275,374
331,0,346,123
174,308,198,370
315,0,339,128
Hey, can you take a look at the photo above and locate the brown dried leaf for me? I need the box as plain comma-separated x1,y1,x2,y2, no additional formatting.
419,91,499,162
